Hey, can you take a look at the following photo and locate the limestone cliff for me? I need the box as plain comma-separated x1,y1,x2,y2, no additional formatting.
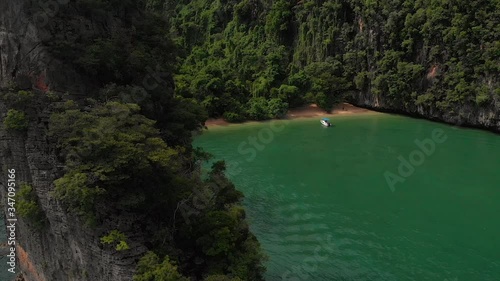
351,90,500,132
0,94,148,281
165,0,499,132
0,0,93,93
1,0,498,280
0,1,145,280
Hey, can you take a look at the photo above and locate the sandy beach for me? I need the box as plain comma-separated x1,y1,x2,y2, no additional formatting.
205,103,377,127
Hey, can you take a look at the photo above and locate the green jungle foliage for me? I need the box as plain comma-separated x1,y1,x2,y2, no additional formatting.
42,0,266,279
16,183,46,229
134,252,190,281
160,0,499,120
0,90,35,108
101,230,130,251
37,0,499,280
3,109,29,131
48,100,265,279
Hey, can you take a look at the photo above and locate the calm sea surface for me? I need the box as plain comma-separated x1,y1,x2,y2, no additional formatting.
194,113,500,281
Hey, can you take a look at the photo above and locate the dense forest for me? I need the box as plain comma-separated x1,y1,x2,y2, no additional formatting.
52,0,497,279
1,0,499,280
165,0,499,122
3,0,266,280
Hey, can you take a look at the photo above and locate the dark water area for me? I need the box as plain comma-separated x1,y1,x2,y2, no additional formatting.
194,113,500,281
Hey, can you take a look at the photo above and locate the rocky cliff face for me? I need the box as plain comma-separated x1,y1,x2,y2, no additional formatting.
348,42,500,132
351,90,500,132
0,96,148,281
0,0,94,93
345,5,500,132
1,0,498,280
166,0,499,132
0,1,145,280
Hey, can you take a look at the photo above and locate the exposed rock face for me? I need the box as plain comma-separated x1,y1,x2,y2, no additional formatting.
351,86,500,133
0,1,146,281
0,1,497,281
0,94,148,281
347,16,500,133
0,0,93,93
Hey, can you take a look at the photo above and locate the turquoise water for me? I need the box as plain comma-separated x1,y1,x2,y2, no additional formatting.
194,113,500,281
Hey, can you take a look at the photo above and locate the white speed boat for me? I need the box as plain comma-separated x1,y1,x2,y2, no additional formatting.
320,118,331,127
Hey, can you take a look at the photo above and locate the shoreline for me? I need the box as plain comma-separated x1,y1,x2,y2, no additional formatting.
204,103,378,127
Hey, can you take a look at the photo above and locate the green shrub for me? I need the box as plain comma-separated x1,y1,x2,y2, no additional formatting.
287,71,310,92
46,91,61,101
304,92,316,103
314,92,331,111
278,84,302,107
53,171,106,225
0,90,34,108
354,72,368,91
3,109,28,131
246,97,269,120
267,98,288,118
17,90,34,102
133,252,189,281
17,183,45,229
475,86,490,105
101,230,130,251
50,101,179,224
223,112,245,123
415,93,435,105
